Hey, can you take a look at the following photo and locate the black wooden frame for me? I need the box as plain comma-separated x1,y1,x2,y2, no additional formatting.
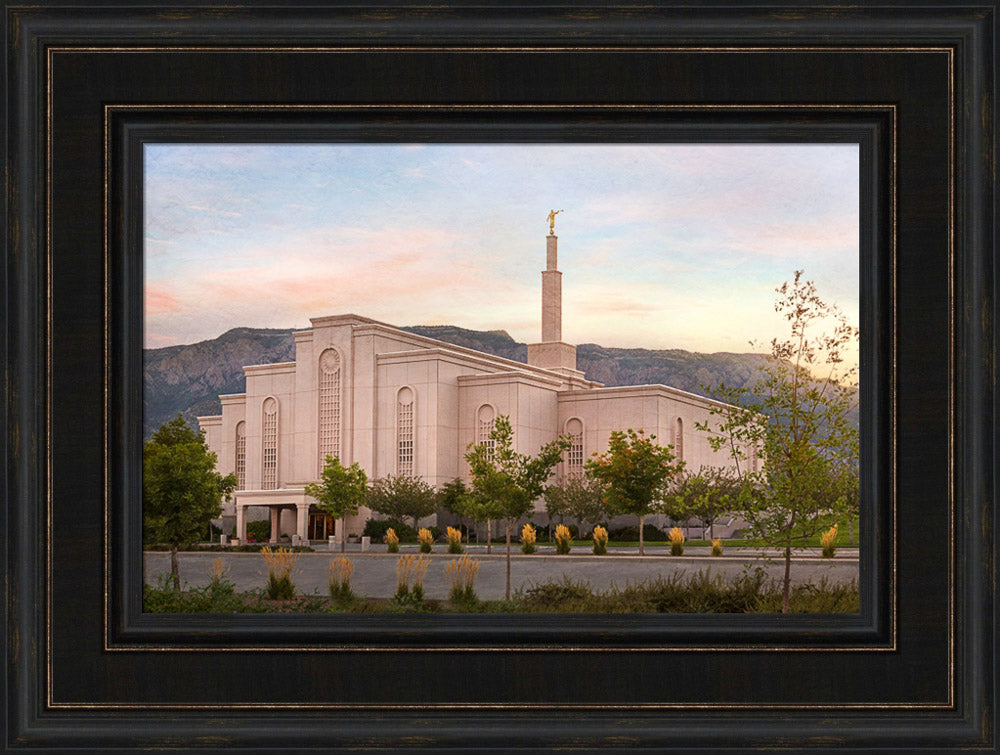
5,2,996,751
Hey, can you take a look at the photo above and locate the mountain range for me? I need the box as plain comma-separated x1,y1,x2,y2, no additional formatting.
143,324,802,440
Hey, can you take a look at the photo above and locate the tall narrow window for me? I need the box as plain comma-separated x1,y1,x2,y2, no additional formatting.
397,387,415,477
675,417,684,462
477,404,495,460
565,418,584,476
235,421,246,490
750,443,759,473
262,397,278,490
318,349,341,468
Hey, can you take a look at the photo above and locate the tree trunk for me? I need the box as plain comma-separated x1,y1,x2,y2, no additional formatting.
170,546,180,591
341,518,346,553
638,513,645,556
782,544,792,613
505,521,512,600
487,519,492,554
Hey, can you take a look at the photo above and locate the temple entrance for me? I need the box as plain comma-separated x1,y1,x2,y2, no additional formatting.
308,513,334,540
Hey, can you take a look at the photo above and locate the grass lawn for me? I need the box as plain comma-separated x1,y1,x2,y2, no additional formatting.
558,515,861,550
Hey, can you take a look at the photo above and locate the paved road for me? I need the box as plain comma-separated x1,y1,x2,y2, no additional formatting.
144,545,859,601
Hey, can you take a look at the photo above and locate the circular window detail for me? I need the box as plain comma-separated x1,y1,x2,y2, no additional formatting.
320,348,341,373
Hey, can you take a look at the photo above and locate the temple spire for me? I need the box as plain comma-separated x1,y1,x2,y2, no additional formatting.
527,214,578,376
541,234,561,342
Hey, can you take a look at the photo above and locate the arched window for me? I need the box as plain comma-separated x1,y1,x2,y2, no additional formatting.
235,421,246,490
262,397,278,490
477,404,496,460
318,348,342,468
397,387,415,477
675,417,684,462
565,417,584,476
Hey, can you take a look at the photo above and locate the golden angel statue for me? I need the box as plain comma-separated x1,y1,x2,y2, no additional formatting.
546,209,564,235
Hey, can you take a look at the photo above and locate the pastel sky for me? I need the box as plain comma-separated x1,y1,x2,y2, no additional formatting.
144,143,859,361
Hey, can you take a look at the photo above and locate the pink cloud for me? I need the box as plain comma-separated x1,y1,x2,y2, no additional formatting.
145,286,181,314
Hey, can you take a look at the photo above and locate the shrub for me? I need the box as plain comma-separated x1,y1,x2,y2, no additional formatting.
607,524,668,542
554,524,572,555
518,577,594,611
328,555,356,604
592,525,608,555
820,524,838,558
711,538,723,557
418,528,434,553
395,553,430,605
385,528,400,553
260,546,298,599
521,523,538,554
445,554,480,607
363,518,417,543
668,527,685,556
246,519,271,543
143,573,250,613
446,526,464,554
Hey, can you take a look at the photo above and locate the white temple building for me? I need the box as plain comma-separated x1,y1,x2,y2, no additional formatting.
199,226,742,543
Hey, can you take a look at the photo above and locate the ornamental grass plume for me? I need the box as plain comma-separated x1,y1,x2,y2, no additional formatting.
445,554,481,606
385,528,400,553
521,523,538,554
395,553,430,603
554,524,572,555
209,557,228,583
668,527,685,556
446,526,464,554
328,555,355,603
207,557,235,598
821,524,838,558
592,525,609,555
260,546,298,599
711,538,724,557
418,527,434,553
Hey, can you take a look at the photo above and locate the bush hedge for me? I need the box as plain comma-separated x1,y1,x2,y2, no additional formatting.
607,524,668,542
363,518,417,543
246,519,271,542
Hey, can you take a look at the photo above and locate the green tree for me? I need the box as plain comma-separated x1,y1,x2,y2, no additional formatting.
544,475,610,541
585,429,683,556
366,474,438,530
143,414,237,590
437,477,471,540
697,271,859,612
464,415,569,599
664,465,744,541
305,456,368,553
453,487,505,554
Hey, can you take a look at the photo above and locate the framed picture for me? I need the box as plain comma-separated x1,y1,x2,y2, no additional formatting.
5,2,995,750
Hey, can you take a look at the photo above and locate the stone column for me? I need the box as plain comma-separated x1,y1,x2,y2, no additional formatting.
541,235,562,342
296,503,310,542
269,507,281,543
235,504,246,542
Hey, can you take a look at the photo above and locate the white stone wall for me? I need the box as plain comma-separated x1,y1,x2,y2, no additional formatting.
242,362,296,489
198,313,747,538
557,385,738,475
